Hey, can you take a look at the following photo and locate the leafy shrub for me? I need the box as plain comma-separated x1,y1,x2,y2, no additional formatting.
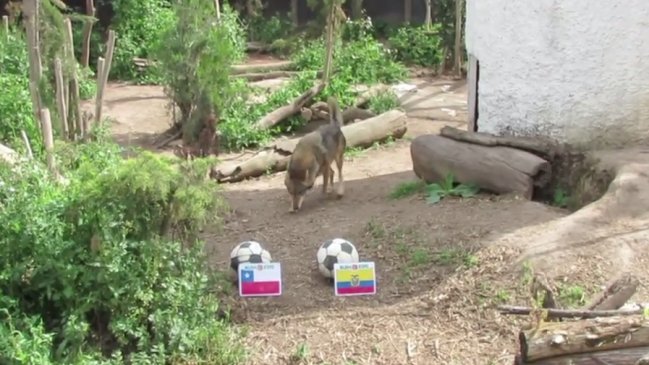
246,13,293,44
108,0,177,83
368,90,400,114
0,139,244,364
388,24,444,68
154,0,247,142
0,30,44,157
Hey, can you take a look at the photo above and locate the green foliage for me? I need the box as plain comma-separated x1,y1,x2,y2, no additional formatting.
108,0,177,83
388,24,444,67
0,139,244,364
368,90,400,114
425,173,480,204
389,180,426,199
0,29,44,158
246,13,293,44
552,187,570,208
154,0,247,141
78,67,97,100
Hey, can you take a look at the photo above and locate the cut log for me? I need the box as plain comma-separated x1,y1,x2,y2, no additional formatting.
255,83,325,129
231,61,294,75
410,134,551,199
213,109,407,182
519,315,649,363
352,83,391,108
440,126,560,160
582,273,639,311
246,41,270,53
498,305,643,319
514,347,649,365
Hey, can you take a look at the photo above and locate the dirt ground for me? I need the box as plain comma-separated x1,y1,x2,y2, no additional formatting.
94,61,649,365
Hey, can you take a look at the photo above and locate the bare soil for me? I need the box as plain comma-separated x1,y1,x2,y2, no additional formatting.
96,59,649,364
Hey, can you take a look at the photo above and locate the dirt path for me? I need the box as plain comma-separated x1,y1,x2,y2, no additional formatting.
99,77,569,364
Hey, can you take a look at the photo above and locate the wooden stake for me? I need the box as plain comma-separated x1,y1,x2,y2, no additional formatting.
40,108,55,174
22,0,43,122
214,0,221,19
80,0,96,68
322,2,337,83
94,57,105,126
291,0,298,25
453,0,465,77
95,30,116,126
404,0,412,23
20,130,33,160
2,15,8,36
54,57,69,140
63,18,83,138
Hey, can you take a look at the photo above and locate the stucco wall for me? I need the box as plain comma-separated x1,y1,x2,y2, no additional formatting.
465,0,649,148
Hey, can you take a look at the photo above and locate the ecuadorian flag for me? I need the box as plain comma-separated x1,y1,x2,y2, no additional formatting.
335,266,376,295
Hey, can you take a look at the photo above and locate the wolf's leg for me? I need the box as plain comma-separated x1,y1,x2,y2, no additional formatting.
335,154,344,197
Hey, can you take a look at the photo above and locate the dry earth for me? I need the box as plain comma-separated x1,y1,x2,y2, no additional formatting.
93,64,649,365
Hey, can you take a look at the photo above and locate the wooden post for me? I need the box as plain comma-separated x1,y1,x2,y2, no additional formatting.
63,18,83,139
424,0,432,29
214,0,221,19
95,29,116,126
80,0,96,68
2,15,8,36
453,0,465,77
466,54,478,132
22,0,43,123
291,0,298,26
20,130,33,160
404,0,412,23
40,108,55,174
54,57,69,139
350,0,362,20
94,57,105,128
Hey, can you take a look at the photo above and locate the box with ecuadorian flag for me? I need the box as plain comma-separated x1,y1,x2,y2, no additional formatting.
333,262,377,296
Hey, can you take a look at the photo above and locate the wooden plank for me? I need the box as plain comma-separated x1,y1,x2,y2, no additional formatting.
466,53,478,132
404,0,412,23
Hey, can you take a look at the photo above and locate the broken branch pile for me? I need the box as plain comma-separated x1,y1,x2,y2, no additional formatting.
410,126,560,199
212,109,407,183
500,273,649,364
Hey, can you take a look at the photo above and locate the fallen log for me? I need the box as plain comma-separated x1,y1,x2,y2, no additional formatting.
246,41,270,53
231,61,294,75
352,83,391,108
439,126,560,160
582,272,639,311
234,70,324,82
514,346,649,365
213,109,407,182
255,83,325,129
518,315,649,363
410,134,551,199
498,305,643,319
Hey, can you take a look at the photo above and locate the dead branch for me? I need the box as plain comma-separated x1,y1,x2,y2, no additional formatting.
254,83,325,129
498,305,643,319
583,272,639,311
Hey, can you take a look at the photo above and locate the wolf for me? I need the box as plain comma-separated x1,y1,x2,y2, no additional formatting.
284,97,347,213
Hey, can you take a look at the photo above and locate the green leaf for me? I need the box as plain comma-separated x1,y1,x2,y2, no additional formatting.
426,192,442,204
454,183,479,198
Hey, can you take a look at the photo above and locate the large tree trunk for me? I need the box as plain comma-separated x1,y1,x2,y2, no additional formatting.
519,315,649,363
410,134,551,199
213,109,407,182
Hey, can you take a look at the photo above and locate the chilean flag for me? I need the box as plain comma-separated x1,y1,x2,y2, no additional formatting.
239,267,282,296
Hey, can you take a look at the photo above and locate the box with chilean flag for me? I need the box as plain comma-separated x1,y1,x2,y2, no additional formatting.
238,263,282,297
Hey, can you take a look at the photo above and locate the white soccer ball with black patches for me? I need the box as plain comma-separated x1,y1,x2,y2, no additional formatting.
229,240,272,272
316,238,360,278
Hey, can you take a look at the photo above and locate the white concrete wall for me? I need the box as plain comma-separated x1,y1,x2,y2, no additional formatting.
465,0,649,148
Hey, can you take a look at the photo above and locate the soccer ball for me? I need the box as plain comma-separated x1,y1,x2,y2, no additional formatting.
316,238,360,279
229,240,272,272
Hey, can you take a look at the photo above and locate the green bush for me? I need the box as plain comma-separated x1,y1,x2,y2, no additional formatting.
388,24,444,68
0,139,245,364
108,0,177,83
0,30,44,157
246,13,293,44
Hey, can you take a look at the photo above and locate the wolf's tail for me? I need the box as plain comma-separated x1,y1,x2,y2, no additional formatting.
327,97,344,128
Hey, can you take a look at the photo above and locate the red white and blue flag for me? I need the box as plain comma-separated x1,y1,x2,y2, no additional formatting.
238,263,282,297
